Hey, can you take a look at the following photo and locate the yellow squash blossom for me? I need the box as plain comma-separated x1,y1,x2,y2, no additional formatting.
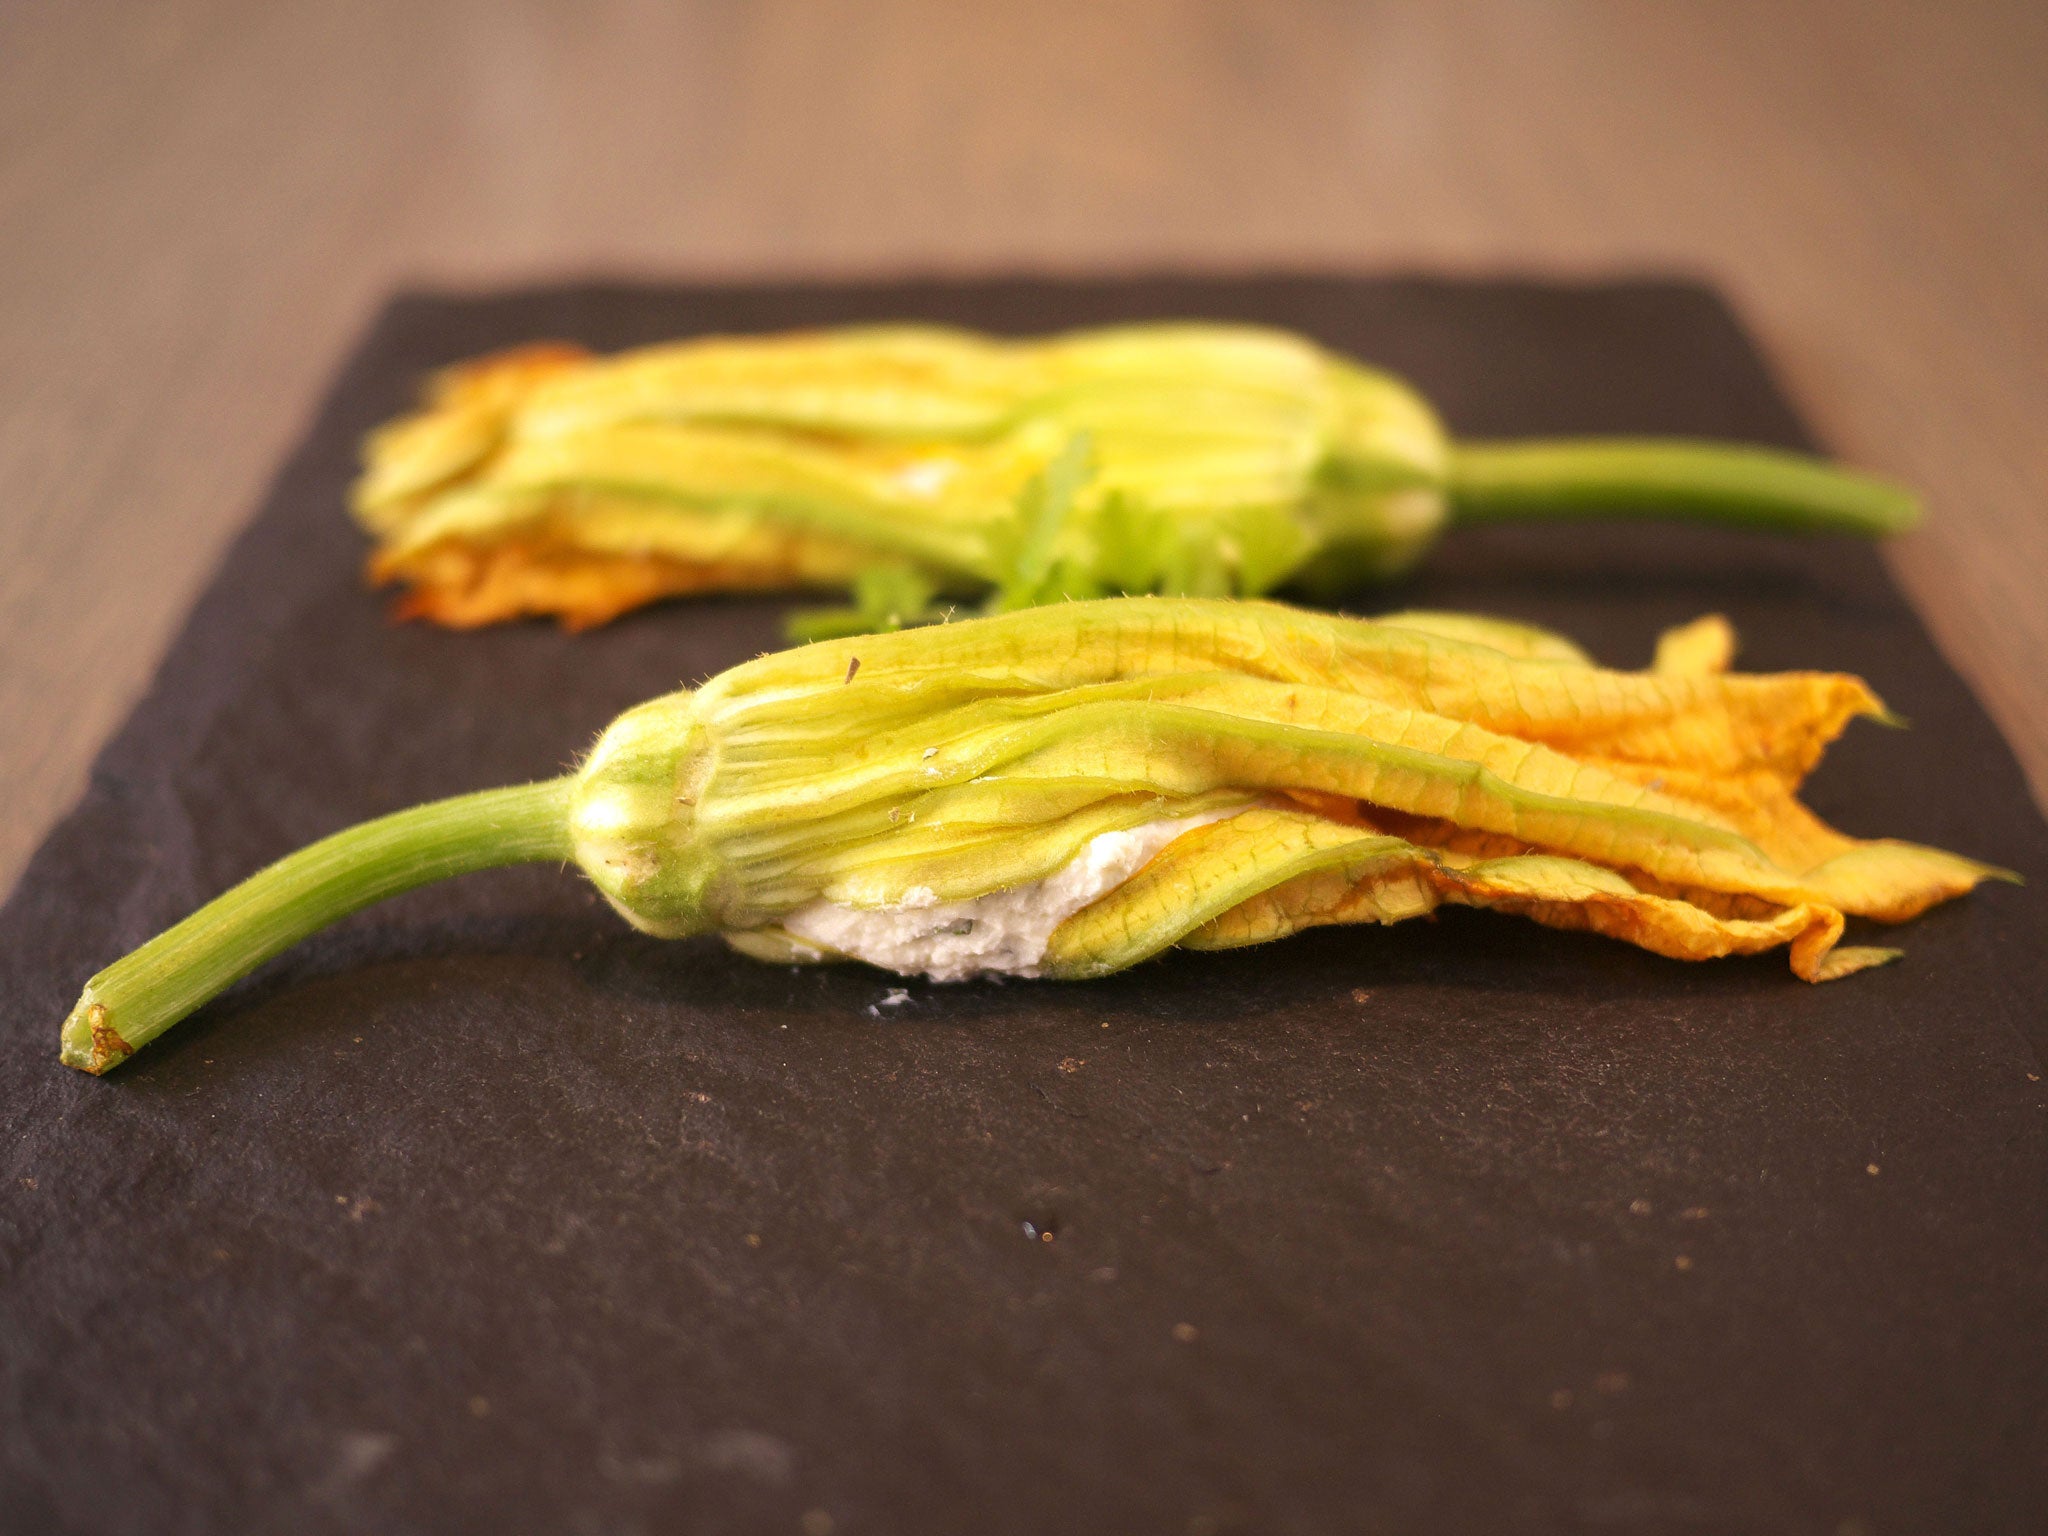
61,600,2006,1074
351,326,1917,634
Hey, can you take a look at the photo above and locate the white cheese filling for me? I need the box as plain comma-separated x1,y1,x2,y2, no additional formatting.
780,811,1234,982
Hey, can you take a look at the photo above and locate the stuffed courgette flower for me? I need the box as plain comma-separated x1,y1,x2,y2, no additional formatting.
351,325,1918,633
60,600,2007,1074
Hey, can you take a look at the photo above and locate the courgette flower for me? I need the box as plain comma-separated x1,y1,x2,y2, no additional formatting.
351,325,1917,634
61,601,2007,1075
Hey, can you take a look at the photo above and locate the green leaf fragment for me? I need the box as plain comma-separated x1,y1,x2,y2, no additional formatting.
785,563,945,643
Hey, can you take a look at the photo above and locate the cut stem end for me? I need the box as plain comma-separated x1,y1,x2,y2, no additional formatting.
58,778,576,1076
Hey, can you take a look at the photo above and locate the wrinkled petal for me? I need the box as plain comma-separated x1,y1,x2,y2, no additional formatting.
1042,806,1902,983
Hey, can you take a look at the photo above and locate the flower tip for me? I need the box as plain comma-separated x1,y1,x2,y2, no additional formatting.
1807,945,1905,983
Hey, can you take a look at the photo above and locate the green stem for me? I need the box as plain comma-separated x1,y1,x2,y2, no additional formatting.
1448,438,1919,537
60,778,576,1075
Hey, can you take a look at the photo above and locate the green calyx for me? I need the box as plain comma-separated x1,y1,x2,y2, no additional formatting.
567,691,720,938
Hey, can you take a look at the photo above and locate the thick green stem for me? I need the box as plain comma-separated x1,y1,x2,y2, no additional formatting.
1448,438,1919,537
59,778,576,1075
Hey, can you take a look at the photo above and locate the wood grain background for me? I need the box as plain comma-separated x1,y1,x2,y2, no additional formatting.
3,0,2044,899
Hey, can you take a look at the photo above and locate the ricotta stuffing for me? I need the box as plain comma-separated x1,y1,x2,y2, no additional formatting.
780,811,1234,982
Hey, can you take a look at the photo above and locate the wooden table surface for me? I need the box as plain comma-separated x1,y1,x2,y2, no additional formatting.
4,0,2045,900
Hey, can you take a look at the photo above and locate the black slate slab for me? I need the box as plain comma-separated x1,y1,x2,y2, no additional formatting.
2,277,2043,1536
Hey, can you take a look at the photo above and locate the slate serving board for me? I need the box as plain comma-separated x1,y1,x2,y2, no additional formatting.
3,278,2044,1536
